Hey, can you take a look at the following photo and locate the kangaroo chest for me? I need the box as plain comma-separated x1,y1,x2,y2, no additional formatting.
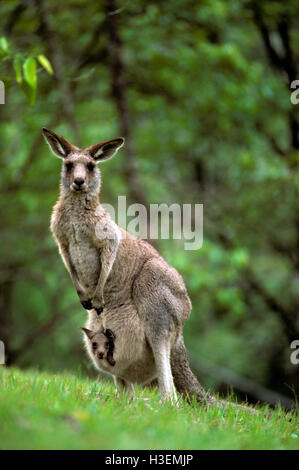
69,226,101,291
56,210,101,293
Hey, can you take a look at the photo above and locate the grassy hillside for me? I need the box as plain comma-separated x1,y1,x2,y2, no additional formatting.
0,368,298,450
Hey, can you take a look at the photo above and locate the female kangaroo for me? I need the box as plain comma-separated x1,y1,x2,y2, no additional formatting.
43,127,257,412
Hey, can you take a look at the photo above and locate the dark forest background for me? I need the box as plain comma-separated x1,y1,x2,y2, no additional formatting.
1,0,299,409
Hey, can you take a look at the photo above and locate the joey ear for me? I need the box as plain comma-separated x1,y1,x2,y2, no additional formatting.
42,127,76,158
80,327,94,340
105,329,115,341
86,137,124,162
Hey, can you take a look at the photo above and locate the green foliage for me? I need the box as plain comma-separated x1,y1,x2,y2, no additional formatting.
0,35,53,104
1,0,299,407
0,36,8,53
37,55,53,76
22,57,37,105
0,368,297,450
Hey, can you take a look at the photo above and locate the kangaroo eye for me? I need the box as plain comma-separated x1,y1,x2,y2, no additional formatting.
104,342,109,348
87,163,95,171
92,342,97,350
65,162,73,171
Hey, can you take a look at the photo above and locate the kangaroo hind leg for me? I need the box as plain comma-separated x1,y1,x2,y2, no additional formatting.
135,300,178,404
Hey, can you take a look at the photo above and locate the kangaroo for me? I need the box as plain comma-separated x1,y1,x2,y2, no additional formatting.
81,308,157,399
81,326,116,367
43,127,258,412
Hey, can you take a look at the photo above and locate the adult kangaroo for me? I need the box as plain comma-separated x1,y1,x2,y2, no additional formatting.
43,127,254,410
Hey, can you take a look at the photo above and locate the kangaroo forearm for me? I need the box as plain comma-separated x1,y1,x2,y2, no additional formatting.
69,268,84,296
93,270,108,301
93,239,119,306
92,261,114,309
59,244,84,296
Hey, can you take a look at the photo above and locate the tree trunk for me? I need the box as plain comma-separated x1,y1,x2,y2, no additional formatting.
32,0,80,143
105,0,148,211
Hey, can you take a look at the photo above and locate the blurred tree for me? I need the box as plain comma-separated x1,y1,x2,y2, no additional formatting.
0,0,298,406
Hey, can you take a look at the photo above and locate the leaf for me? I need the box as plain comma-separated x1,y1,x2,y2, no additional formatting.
21,81,36,106
0,37,8,52
13,56,23,83
22,57,37,104
232,249,249,268
37,54,53,75
23,57,37,89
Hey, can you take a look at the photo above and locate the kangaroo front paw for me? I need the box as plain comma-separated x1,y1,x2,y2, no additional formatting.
92,298,105,315
80,299,93,310
95,306,104,315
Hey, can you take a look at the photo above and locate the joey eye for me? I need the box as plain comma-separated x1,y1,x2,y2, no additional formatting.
65,162,73,171
92,342,97,350
104,342,109,348
87,163,95,171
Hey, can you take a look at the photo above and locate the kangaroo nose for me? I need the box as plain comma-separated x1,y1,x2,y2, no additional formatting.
98,352,104,359
74,178,84,187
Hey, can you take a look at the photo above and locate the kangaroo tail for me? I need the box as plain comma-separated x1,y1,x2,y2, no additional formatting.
171,335,259,415
170,334,211,404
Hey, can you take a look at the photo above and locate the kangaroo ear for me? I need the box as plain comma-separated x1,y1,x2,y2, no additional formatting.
42,128,75,158
86,137,124,162
80,327,94,340
105,328,115,341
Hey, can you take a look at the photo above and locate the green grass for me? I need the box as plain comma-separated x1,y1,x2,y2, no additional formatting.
0,367,298,450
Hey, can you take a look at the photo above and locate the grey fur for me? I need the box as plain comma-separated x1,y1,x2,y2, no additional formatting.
44,128,258,412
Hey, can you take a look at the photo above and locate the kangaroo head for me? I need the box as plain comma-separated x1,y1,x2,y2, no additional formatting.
81,327,115,366
42,128,124,194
